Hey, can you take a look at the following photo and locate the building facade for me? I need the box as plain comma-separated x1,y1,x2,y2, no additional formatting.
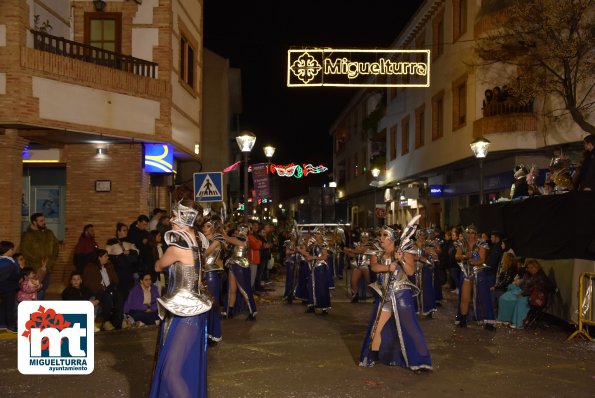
0,0,205,289
331,0,591,230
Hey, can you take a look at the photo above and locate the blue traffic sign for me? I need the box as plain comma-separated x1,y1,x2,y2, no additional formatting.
193,172,223,202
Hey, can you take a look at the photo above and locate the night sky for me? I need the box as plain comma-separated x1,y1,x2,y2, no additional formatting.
204,1,423,197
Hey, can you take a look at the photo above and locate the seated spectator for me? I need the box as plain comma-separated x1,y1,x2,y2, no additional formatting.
497,259,548,329
491,252,519,306
62,271,101,332
17,267,42,302
123,272,160,327
83,249,119,331
0,241,20,333
73,224,99,274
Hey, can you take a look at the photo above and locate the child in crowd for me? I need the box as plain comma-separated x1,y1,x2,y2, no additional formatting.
17,267,42,302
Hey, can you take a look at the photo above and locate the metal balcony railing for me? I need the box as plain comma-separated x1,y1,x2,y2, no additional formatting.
482,100,534,117
31,30,158,78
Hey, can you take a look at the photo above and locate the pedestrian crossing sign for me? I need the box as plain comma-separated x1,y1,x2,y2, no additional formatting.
193,172,223,202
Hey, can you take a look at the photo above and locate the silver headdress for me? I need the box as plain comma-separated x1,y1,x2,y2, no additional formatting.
464,224,478,233
171,200,199,227
381,225,399,241
236,223,249,239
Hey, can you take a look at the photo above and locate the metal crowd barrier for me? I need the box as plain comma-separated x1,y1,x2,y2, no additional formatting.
567,272,595,341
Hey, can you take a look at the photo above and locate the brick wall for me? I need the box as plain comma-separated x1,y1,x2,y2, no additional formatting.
52,143,151,291
0,129,28,244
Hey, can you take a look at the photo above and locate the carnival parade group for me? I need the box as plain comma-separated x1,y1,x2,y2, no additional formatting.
151,199,497,397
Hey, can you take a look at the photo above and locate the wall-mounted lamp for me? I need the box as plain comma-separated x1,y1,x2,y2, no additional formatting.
194,144,200,155
96,147,108,156
93,0,107,12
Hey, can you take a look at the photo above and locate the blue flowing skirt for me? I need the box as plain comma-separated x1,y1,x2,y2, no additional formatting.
327,254,335,289
150,313,208,398
457,270,495,323
205,271,222,341
307,264,331,309
283,260,296,300
359,288,432,371
226,265,257,317
294,260,310,301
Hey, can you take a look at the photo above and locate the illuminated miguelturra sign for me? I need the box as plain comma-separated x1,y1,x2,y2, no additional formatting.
287,49,430,87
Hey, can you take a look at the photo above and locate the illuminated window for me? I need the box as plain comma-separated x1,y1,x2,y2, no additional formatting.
401,115,410,156
415,104,425,149
432,8,445,60
390,125,397,160
432,90,445,140
84,13,121,53
453,0,468,42
452,74,468,130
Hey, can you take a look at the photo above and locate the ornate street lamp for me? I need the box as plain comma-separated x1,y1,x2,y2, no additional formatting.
470,137,491,204
236,131,256,218
263,145,276,159
371,168,381,228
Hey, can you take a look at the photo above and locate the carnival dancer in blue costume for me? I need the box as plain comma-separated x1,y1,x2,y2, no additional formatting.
304,229,331,315
282,232,302,303
150,199,212,398
201,217,226,344
359,219,432,372
344,231,374,303
454,224,495,331
223,224,257,320
412,230,437,318
293,236,310,303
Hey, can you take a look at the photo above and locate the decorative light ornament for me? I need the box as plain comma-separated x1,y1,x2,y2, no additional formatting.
371,168,381,178
268,163,328,178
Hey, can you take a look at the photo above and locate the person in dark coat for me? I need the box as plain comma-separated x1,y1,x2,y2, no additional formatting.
575,134,595,191
0,241,20,333
73,224,99,274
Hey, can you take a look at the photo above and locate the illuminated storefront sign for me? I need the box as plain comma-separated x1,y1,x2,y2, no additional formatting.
144,144,174,173
287,49,430,87
429,185,444,197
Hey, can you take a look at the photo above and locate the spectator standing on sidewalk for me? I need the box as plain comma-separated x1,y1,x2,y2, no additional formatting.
575,134,595,191
0,241,20,333
128,215,152,274
247,221,263,290
73,224,99,274
149,208,167,231
19,212,59,300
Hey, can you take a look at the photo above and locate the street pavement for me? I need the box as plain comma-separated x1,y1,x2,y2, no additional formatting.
1,273,594,398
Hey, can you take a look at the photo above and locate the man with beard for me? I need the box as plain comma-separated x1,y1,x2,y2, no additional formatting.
19,212,59,299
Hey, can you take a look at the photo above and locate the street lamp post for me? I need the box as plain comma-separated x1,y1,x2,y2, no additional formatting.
470,137,491,205
263,145,275,218
371,167,381,228
236,131,256,220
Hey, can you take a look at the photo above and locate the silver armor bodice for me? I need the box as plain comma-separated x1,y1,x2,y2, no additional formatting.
309,243,327,267
369,254,419,299
204,234,225,272
157,262,212,318
225,239,249,268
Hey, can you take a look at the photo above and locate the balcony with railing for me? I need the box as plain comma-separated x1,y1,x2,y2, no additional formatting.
21,30,167,98
31,30,157,78
474,95,537,136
